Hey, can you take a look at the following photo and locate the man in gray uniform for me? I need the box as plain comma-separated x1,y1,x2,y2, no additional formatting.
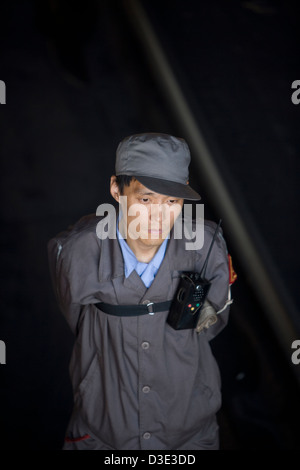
48,133,233,450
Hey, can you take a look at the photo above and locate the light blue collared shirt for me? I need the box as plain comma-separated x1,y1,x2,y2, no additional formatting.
117,225,168,288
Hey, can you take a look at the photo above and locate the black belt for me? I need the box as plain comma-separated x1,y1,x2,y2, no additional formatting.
95,300,172,317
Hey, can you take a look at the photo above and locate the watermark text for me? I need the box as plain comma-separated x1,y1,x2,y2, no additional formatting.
291,80,300,105
0,340,6,364
96,200,205,250
291,340,300,365
0,80,6,104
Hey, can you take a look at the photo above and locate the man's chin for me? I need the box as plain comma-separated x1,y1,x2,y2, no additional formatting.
139,233,168,245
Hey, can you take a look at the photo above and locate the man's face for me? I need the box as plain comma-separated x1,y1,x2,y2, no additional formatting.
111,177,184,251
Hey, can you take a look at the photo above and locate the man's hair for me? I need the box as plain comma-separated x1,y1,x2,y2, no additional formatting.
116,175,135,194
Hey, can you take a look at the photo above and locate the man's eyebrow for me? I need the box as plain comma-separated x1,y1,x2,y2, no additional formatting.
135,189,156,196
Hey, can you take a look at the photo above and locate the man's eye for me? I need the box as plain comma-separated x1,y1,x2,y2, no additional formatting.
168,199,177,204
141,198,150,203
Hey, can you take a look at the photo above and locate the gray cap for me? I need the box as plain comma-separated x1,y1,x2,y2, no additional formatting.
115,133,201,200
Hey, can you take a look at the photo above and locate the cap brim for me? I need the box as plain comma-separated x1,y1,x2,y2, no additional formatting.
134,175,201,201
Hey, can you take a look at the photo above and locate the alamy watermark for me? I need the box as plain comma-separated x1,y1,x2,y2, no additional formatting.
0,340,6,364
0,80,6,104
291,340,300,365
291,80,300,105
96,199,205,250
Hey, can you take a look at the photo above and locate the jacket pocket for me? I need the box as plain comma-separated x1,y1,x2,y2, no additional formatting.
194,364,222,419
77,352,105,436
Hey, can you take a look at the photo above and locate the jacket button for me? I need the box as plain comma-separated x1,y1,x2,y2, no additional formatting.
141,341,150,350
143,432,151,440
142,385,150,393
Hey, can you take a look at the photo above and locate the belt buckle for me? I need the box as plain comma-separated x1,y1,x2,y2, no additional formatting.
143,300,155,315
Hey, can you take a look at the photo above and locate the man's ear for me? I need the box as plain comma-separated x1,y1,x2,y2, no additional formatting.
110,175,120,202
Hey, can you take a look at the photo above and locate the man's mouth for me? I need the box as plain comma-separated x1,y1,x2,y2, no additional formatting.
147,227,165,239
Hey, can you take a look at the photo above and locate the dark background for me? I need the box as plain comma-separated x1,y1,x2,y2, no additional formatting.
0,0,300,450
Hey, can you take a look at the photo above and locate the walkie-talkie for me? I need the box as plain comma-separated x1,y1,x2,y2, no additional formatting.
167,220,222,330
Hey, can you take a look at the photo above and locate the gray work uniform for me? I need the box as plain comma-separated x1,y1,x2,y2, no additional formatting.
48,214,231,450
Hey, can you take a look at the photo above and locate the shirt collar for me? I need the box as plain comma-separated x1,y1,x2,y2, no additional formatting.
116,222,168,278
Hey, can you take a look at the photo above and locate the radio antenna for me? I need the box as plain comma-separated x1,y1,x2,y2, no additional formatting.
200,219,222,279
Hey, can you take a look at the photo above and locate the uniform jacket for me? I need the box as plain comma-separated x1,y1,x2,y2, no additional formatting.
48,214,231,450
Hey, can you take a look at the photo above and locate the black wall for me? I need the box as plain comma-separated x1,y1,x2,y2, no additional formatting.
0,0,299,450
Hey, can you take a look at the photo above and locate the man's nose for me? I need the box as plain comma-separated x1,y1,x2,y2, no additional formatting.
150,203,165,222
